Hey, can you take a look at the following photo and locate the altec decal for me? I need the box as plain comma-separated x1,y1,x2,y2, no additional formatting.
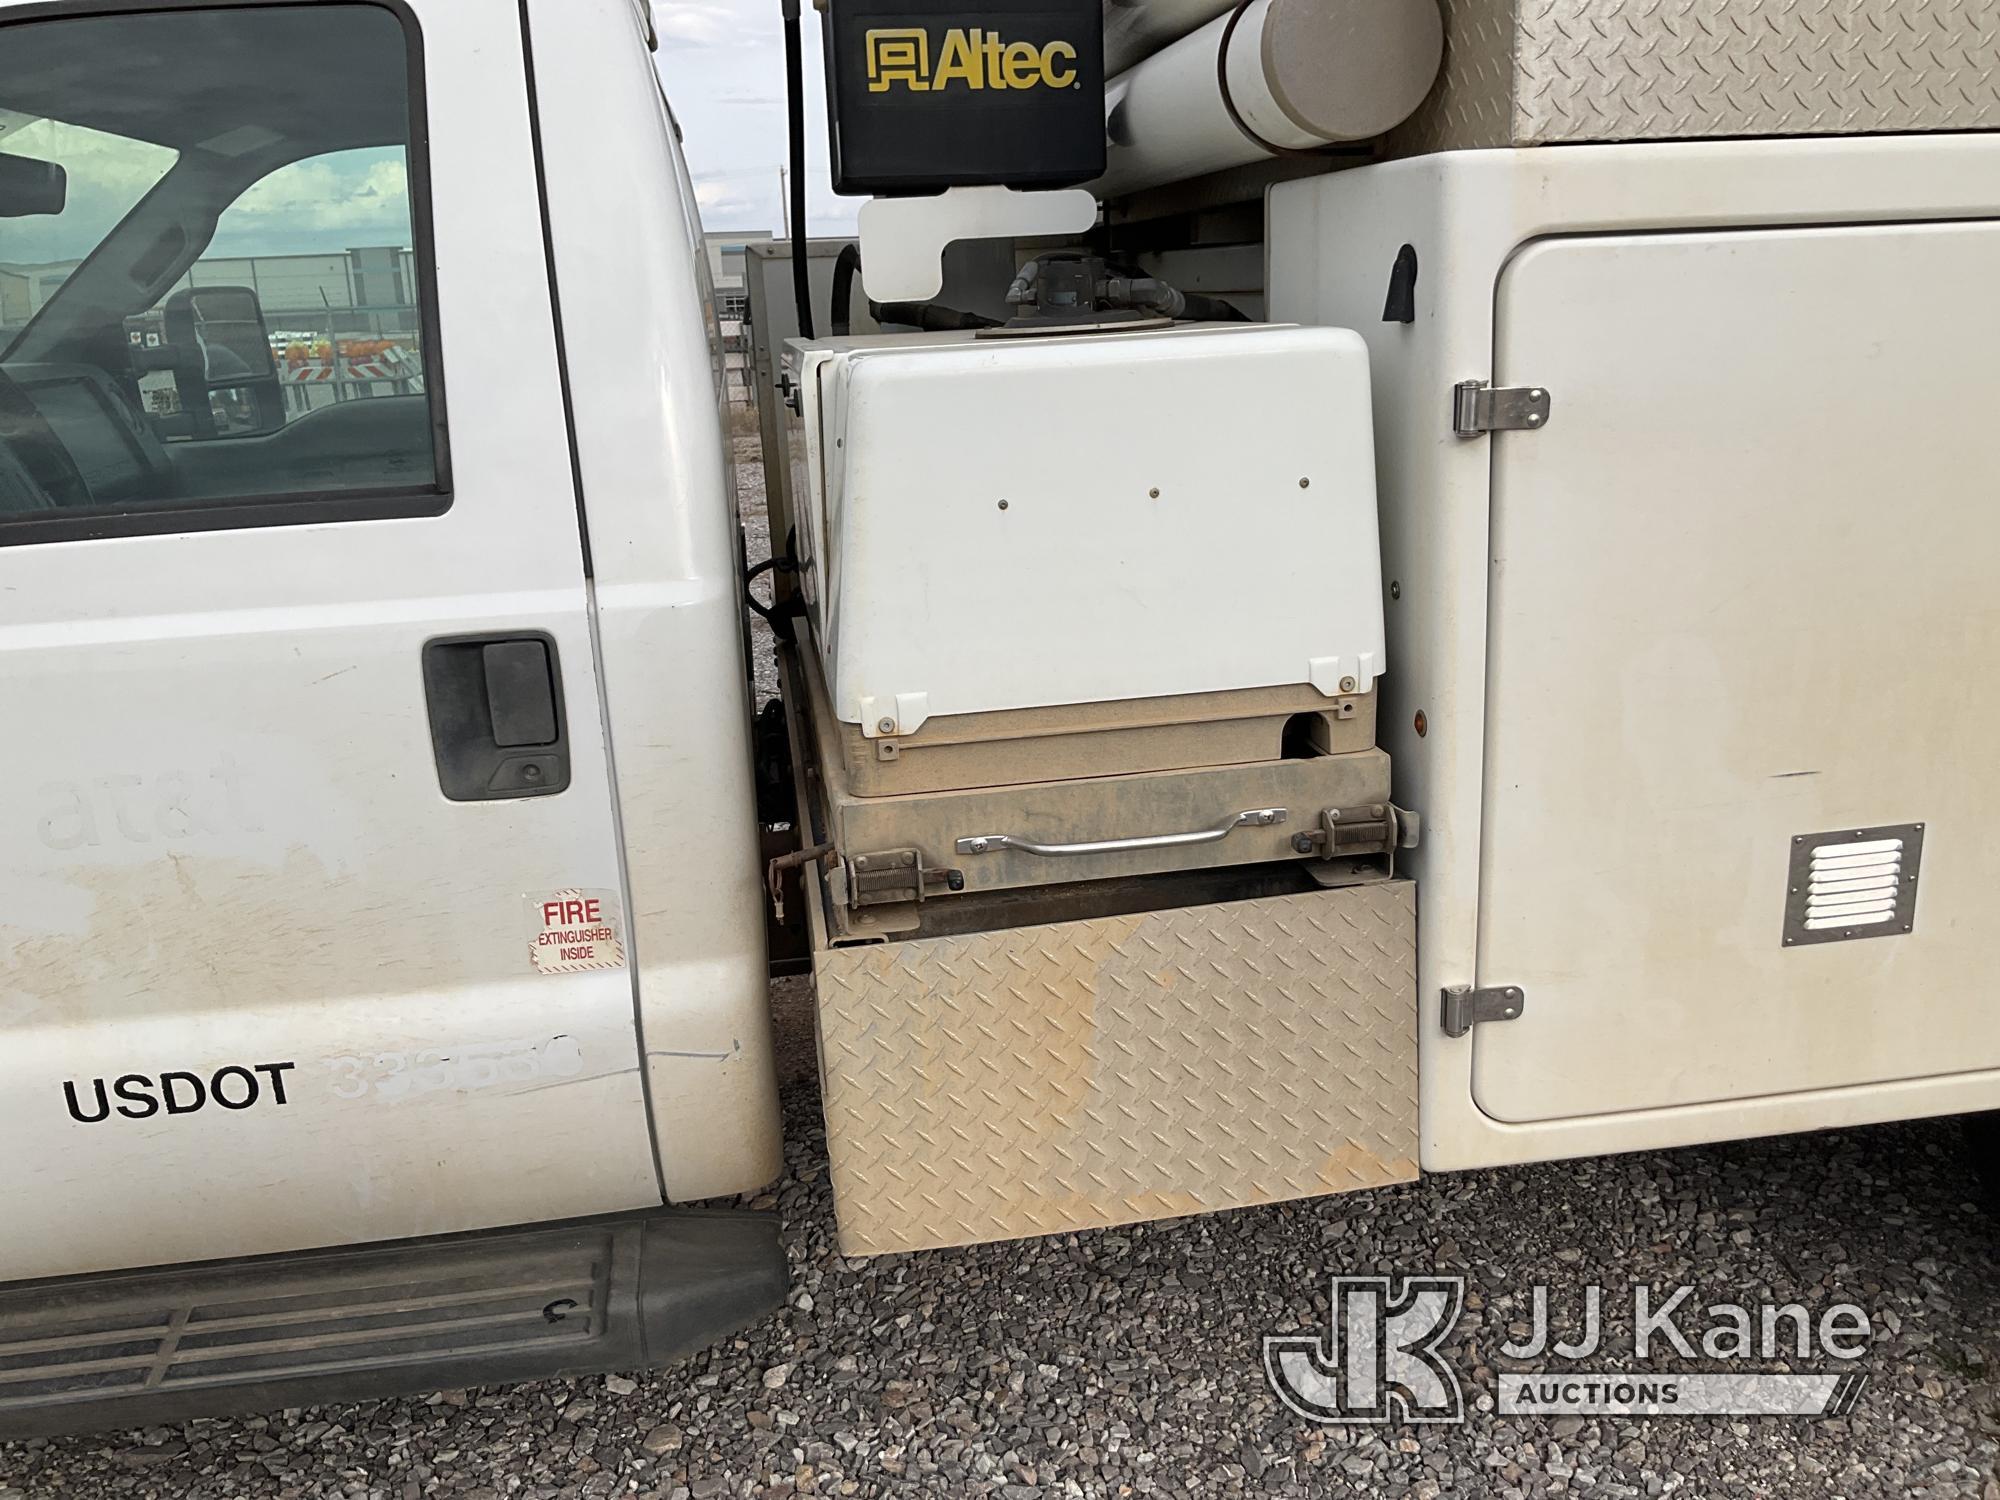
865,27,1079,92
63,1062,297,1123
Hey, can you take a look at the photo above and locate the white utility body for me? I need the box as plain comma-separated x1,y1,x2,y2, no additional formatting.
0,0,1995,1440
1269,137,2000,1168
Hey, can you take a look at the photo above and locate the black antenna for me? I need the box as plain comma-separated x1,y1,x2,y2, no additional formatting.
782,0,814,339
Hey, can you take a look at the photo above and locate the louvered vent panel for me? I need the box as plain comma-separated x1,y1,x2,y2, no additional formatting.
1805,839,1902,931
1783,824,1924,947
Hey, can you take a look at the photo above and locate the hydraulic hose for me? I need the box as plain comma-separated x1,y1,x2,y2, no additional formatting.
831,240,859,337
872,300,1003,331
834,242,1002,333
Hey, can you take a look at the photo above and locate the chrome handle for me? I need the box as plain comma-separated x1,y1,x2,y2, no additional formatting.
956,808,1288,859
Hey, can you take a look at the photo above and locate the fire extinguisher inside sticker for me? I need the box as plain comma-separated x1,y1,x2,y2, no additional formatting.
527,888,626,974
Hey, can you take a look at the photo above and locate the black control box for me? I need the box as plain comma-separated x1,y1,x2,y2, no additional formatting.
822,0,1105,195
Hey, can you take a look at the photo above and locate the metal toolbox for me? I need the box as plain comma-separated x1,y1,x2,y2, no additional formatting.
1393,0,2000,157
788,645,1401,939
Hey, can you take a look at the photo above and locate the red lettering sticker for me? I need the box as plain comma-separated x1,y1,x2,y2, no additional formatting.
524,887,626,975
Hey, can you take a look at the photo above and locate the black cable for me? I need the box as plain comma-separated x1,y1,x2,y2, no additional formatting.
833,240,1002,331
871,300,1003,331
745,546,804,634
1178,291,1249,322
782,0,814,339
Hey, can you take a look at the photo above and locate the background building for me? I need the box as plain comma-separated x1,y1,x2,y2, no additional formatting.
4,236,764,406
1,247,421,341
704,229,769,404
0,246,427,426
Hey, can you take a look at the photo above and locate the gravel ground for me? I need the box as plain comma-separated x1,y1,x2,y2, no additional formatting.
5,1083,1996,1499
735,430,781,708
4,435,1996,1499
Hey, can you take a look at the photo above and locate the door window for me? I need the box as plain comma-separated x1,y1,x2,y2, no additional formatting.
0,4,445,539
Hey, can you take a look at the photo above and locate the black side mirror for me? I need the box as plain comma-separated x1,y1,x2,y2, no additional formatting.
162,285,277,382
160,285,285,438
0,153,66,218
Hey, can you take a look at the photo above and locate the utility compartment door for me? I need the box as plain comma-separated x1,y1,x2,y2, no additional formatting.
1474,221,2000,1124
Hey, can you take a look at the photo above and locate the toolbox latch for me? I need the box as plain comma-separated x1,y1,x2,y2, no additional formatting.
846,848,965,908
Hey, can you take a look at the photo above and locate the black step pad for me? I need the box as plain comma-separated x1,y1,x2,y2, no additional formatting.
0,1209,784,1438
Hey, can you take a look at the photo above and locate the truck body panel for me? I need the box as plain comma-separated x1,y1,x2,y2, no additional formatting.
522,0,783,1200
1269,137,2000,1169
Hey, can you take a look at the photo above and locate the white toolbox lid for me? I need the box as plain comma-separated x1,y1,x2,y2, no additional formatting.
797,323,1385,736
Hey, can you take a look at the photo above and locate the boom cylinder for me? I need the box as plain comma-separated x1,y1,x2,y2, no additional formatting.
1093,0,1442,198
1101,0,1235,76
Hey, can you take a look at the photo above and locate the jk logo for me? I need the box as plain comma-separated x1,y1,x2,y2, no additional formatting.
1264,1276,1466,1424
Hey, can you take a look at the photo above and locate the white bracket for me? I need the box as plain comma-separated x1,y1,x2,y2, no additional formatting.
856,186,1100,303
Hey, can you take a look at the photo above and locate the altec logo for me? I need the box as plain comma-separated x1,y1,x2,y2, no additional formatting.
864,26,1079,92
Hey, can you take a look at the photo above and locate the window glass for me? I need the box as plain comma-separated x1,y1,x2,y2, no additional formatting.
131,147,427,444
0,5,441,535
0,112,178,281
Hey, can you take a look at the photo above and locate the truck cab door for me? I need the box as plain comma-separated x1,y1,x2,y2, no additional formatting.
0,0,660,1283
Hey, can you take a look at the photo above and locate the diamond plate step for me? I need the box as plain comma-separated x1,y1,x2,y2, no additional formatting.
813,883,1418,1255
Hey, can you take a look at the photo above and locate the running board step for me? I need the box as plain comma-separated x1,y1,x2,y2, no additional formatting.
0,1209,783,1439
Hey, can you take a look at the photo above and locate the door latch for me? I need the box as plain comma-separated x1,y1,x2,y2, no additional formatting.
1440,984,1525,1038
421,633,569,801
1453,381,1551,437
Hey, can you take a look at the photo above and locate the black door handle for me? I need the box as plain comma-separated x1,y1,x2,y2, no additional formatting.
422,633,570,801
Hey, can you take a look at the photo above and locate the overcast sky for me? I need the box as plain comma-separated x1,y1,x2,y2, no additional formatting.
651,0,858,237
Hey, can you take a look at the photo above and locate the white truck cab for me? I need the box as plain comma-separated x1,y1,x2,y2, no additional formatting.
3,0,1997,1439
0,0,785,1430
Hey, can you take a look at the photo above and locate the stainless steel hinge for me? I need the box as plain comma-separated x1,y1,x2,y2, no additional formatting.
1453,381,1551,437
1440,984,1525,1038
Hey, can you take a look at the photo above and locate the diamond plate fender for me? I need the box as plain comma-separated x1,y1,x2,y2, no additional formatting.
813,883,1418,1256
